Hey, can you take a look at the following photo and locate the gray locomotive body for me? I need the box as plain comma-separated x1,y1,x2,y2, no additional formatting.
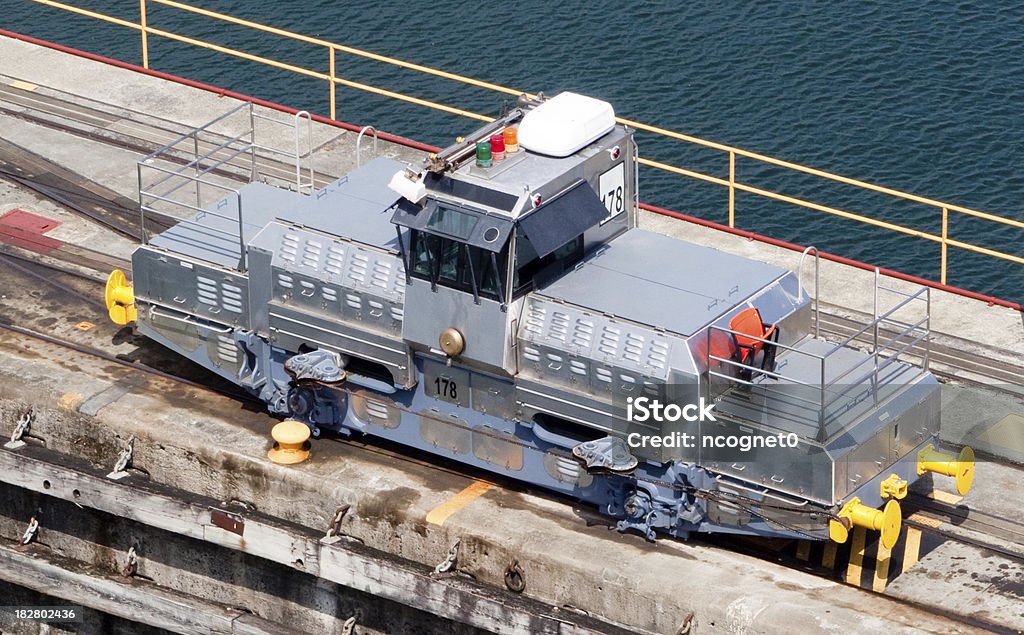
116,93,962,544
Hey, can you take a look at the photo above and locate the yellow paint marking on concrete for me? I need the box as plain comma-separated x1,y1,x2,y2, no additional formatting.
75,321,95,331
907,512,943,528
873,540,892,593
57,392,84,411
822,541,838,569
9,79,38,92
902,527,922,574
795,540,811,561
977,413,1024,453
927,489,963,505
845,526,866,586
426,480,494,526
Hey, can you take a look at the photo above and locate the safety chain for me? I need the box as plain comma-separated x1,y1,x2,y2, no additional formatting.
432,539,460,575
503,558,525,593
20,516,39,546
108,436,135,480
323,505,351,542
4,408,34,449
122,546,138,577
339,616,357,635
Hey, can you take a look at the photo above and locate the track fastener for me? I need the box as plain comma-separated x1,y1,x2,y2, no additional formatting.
5,408,34,450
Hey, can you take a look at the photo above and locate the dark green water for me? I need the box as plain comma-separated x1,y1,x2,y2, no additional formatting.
4,1,1023,300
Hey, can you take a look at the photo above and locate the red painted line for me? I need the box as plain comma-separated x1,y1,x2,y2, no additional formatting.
0,29,1019,312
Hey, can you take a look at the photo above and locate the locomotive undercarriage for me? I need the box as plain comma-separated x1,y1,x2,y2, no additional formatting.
134,306,940,543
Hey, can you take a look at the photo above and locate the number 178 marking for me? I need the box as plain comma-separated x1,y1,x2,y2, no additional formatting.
599,162,626,219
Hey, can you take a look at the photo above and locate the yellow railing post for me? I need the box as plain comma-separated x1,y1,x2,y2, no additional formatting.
728,151,736,228
139,0,149,68
941,207,949,285
328,46,336,121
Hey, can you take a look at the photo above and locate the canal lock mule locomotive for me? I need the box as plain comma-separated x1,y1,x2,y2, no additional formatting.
104,92,974,547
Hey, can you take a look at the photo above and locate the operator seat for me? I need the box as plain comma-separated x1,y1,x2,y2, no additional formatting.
729,307,779,380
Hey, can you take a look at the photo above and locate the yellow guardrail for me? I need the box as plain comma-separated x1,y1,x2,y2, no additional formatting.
24,0,1024,286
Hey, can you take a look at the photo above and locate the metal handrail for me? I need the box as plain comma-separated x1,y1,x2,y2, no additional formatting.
24,0,1024,290
293,110,314,194
826,285,928,356
137,102,313,271
797,246,819,338
706,266,932,440
356,125,378,168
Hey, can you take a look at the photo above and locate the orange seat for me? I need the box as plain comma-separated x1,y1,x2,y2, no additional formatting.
729,307,778,373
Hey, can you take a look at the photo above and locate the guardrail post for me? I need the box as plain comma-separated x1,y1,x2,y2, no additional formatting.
328,46,337,121
728,151,736,228
139,0,149,68
137,166,147,244
193,133,201,209
872,268,880,406
236,190,246,271
940,207,948,285
818,358,826,442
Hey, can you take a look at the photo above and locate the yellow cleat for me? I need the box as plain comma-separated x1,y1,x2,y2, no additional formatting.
104,269,137,325
829,497,902,550
267,420,311,465
918,444,975,496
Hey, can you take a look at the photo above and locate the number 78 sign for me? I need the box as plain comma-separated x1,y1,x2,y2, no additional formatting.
599,162,626,220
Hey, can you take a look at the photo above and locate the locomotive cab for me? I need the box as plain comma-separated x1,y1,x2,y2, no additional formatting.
391,92,635,376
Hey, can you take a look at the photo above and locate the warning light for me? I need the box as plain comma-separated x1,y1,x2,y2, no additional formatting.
490,134,506,161
609,145,621,160
476,141,492,168
504,127,519,153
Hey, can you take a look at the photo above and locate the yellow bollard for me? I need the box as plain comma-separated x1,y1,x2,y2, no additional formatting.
918,445,975,496
829,497,902,550
104,269,137,325
267,420,311,465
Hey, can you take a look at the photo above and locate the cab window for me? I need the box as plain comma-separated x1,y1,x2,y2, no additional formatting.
409,230,507,302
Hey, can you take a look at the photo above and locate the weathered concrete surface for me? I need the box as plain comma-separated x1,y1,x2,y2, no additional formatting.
0,324,984,634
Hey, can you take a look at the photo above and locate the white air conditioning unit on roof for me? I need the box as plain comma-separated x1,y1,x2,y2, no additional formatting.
518,92,616,158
